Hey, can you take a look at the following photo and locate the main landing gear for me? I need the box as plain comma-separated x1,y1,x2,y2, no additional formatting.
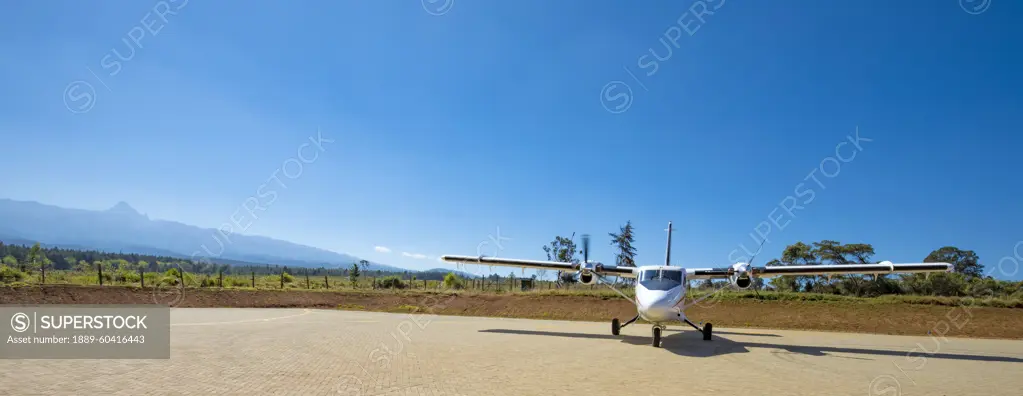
611,315,638,336
611,314,712,347
683,316,713,341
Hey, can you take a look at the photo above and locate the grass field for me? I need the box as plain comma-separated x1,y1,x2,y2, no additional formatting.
5,269,1023,309
4,268,546,291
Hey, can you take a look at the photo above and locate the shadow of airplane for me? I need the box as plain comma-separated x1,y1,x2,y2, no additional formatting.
480,328,1023,363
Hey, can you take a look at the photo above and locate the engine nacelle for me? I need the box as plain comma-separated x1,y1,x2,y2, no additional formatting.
729,262,754,289
578,272,597,285
730,273,753,289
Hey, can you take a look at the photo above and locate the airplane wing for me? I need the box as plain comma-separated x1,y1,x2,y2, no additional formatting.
440,255,638,278
686,261,952,280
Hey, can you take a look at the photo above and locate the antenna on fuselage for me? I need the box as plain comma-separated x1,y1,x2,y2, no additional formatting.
664,221,674,266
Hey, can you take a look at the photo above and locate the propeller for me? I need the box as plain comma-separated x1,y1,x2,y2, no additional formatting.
748,239,766,266
747,239,767,300
581,234,590,263
684,239,768,310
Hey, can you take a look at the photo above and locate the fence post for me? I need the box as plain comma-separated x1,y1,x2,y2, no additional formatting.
41,262,46,285
98,264,103,286
178,270,185,288
280,269,285,289
251,272,255,288
140,268,145,288
305,269,310,289
219,270,224,288
324,274,329,289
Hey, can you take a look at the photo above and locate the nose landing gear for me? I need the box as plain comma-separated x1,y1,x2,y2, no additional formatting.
652,326,663,347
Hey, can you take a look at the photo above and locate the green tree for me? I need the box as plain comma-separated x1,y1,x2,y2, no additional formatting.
609,221,637,287
38,257,53,276
832,242,879,296
25,242,41,272
778,242,817,291
110,258,131,270
608,221,637,267
542,234,580,286
842,243,876,263
809,240,877,295
897,246,983,297
2,255,17,268
349,262,361,287
924,247,982,279
812,240,847,264
766,258,799,291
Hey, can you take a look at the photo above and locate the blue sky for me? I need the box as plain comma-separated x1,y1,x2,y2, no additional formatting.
1,1,1021,280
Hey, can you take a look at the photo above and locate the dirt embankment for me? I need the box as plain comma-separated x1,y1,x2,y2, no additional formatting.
3,285,1021,339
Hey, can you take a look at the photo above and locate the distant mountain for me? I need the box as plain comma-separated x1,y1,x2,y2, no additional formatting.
0,199,406,272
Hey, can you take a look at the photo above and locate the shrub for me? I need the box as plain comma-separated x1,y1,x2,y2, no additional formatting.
159,269,183,286
377,276,406,289
443,273,464,289
113,269,140,283
0,265,26,283
143,273,162,285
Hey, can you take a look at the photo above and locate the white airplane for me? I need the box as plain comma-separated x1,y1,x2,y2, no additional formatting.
441,222,954,347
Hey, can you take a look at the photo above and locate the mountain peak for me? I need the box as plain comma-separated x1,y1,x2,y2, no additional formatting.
0,198,401,271
106,201,144,217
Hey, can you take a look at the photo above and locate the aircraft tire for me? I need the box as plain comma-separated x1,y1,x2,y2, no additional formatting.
612,318,620,336
652,327,662,347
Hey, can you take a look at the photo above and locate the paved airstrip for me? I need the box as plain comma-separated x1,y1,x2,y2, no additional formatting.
1,308,1021,395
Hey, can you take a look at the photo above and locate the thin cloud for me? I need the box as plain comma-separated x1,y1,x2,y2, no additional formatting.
402,252,429,260
374,246,392,253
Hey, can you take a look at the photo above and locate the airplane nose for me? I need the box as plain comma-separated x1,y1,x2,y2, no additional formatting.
638,291,680,321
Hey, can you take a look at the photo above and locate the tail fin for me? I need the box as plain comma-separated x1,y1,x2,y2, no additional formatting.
664,221,673,266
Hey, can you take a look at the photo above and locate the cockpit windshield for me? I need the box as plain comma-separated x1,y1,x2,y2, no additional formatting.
639,269,683,290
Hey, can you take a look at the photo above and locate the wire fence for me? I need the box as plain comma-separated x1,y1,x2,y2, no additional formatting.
0,265,617,293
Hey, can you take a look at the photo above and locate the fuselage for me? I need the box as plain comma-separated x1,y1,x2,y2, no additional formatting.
633,266,687,324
